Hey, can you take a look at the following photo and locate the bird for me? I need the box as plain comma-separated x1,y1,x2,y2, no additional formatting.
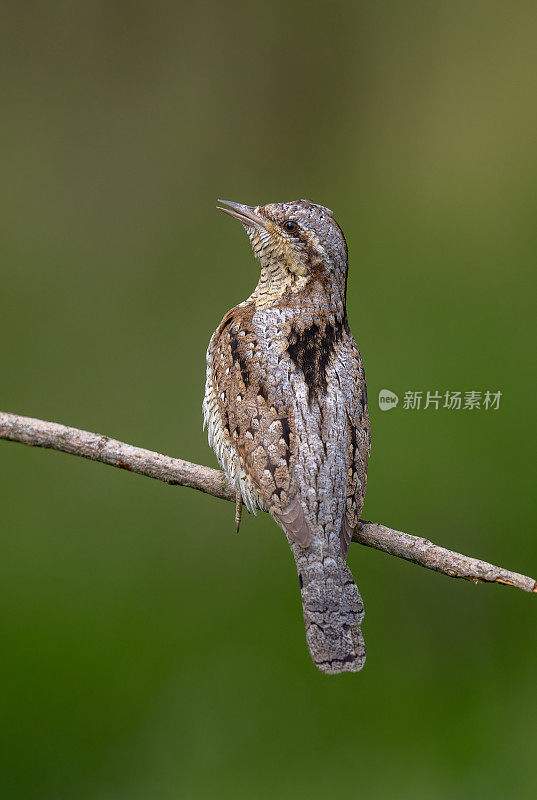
203,199,371,674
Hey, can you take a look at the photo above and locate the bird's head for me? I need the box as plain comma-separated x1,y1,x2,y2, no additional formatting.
217,199,348,304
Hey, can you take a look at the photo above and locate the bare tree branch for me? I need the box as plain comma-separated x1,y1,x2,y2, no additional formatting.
1,410,535,594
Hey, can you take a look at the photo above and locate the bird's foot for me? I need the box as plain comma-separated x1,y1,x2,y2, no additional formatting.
235,489,243,533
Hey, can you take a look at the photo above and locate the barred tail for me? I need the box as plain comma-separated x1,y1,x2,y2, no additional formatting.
289,538,366,674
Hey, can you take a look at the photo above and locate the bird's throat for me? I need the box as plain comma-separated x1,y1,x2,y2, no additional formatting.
249,263,309,310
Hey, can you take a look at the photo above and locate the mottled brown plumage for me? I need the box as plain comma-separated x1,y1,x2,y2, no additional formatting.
203,199,371,673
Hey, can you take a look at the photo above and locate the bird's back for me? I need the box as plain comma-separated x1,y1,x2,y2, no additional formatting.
205,298,370,672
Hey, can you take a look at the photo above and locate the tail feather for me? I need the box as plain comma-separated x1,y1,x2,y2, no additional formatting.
289,538,365,674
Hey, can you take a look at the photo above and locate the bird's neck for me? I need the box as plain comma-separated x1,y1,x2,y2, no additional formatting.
248,263,307,310
249,263,346,316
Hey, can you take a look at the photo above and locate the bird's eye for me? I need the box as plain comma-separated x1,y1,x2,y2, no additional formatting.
283,219,299,234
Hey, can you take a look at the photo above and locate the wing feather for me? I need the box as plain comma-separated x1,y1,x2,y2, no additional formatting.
339,336,371,556
210,303,311,546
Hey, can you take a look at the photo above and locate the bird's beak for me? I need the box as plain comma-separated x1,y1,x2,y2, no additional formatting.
216,199,268,231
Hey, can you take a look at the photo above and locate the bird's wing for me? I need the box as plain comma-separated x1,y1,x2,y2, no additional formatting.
211,303,311,547
338,335,371,556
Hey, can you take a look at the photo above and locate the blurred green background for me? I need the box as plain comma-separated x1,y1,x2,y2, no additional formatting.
1,1,536,798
